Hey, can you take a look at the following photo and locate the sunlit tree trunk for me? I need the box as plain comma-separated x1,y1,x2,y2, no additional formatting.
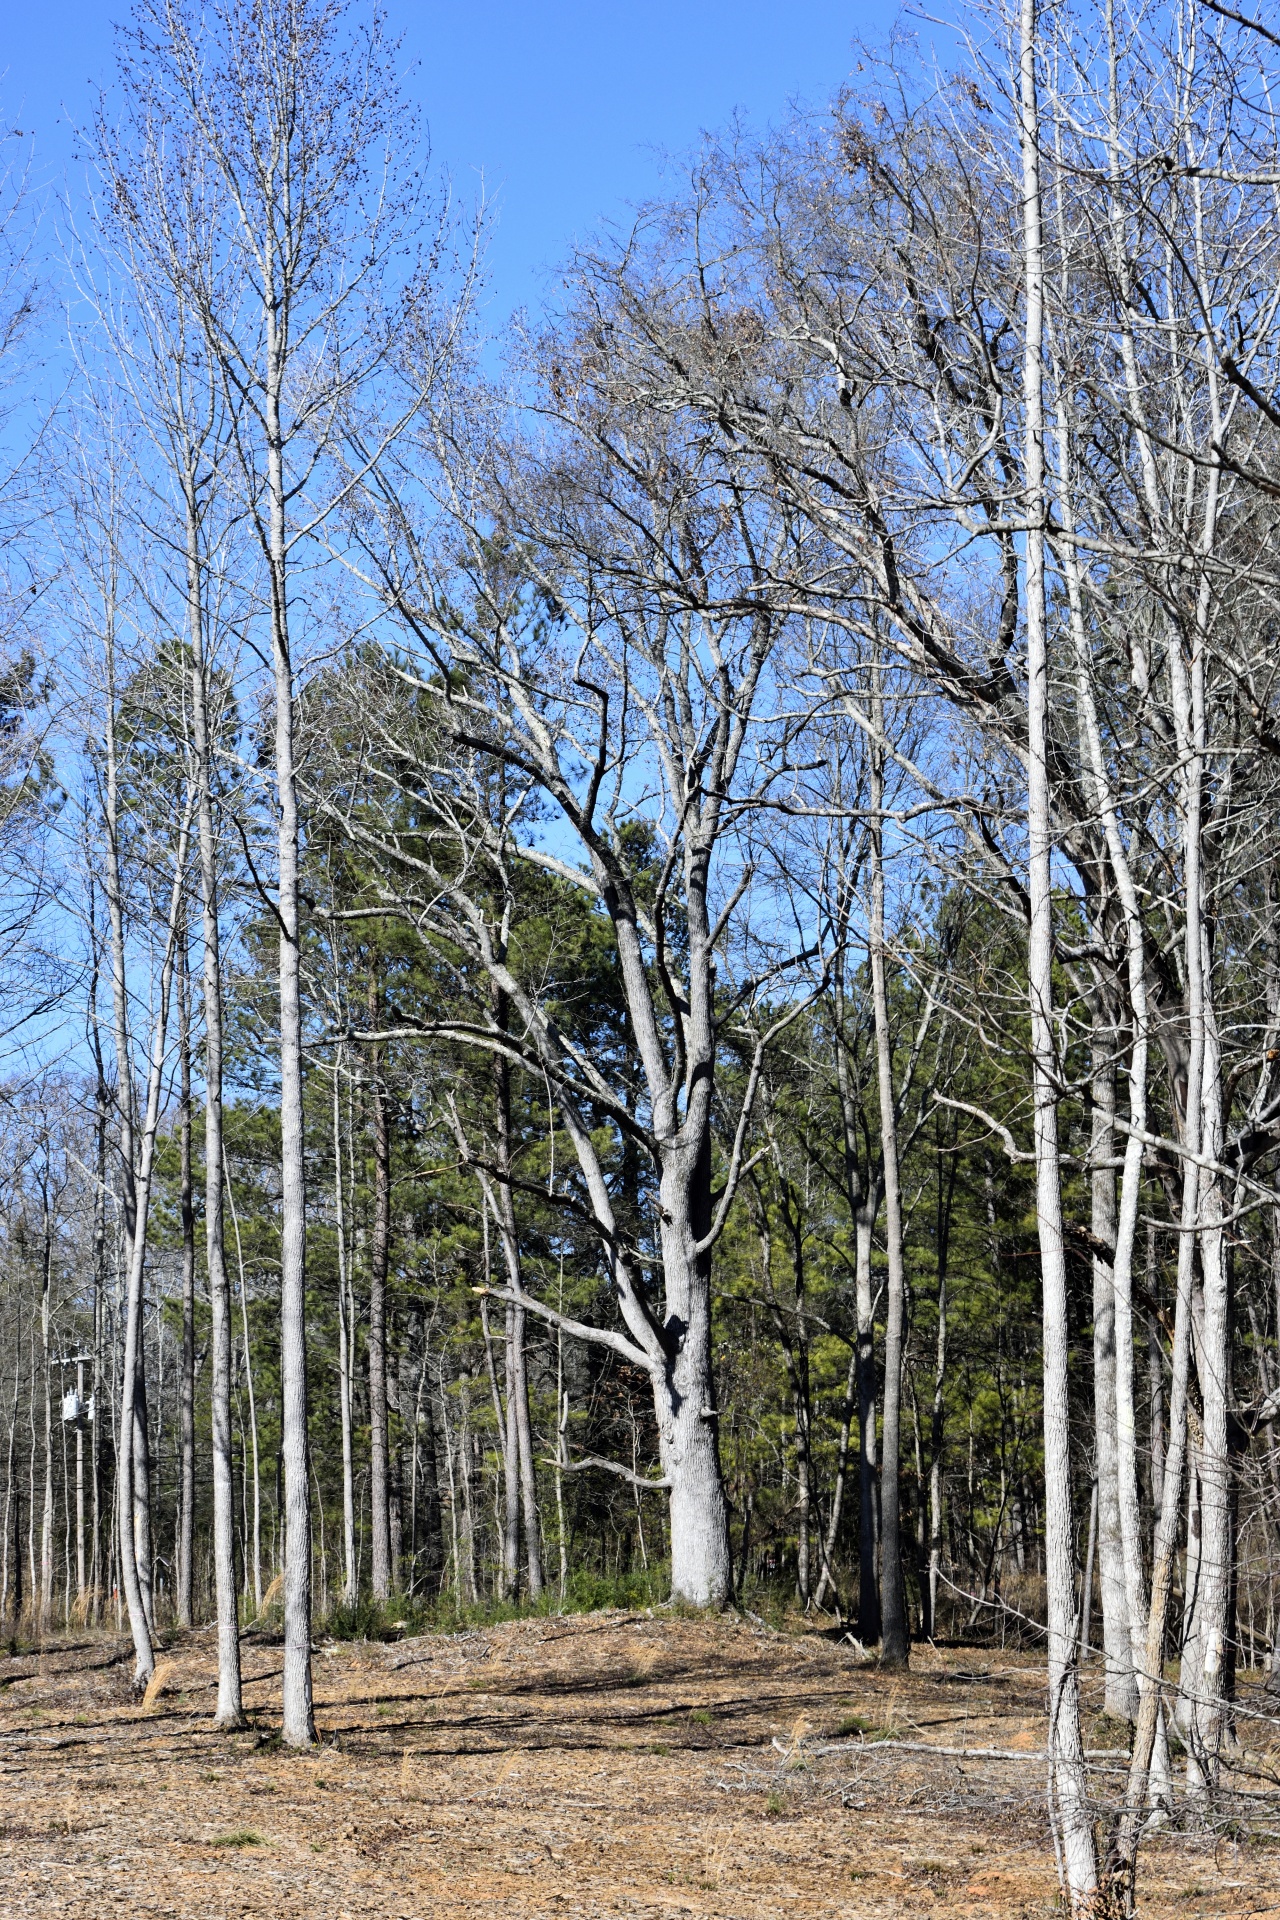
38,1168,53,1630
367,986,392,1605
188,503,245,1725
869,671,908,1666
1018,0,1097,1895
177,927,196,1630
491,978,543,1602
332,1058,357,1607
1090,1050,1136,1716
224,1162,262,1617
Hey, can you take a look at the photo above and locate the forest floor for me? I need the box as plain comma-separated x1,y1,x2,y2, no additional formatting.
1,1610,1279,1919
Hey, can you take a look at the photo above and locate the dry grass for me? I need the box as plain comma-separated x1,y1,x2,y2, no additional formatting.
141,1657,177,1713
0,1610,1277,1916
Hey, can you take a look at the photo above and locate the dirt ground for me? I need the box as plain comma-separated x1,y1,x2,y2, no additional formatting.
1,1610,1279,1918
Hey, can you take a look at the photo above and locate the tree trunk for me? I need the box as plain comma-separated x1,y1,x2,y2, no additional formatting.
225,1164,262,1615
855,1201,882,1642
654,1126,732,1608
1091,1052,1136,1716
332,1060,357,1606
75,1356,85,1609
267,304,316,1749
870,681,909,1666
831,970,883,1640
510,1302,542,1600
187,502,245,1725
1178,1046,1233,1785
501,1307,521,1598
91,1080,106,1618
1018,1,1097,1894
367,982,392,1605
1147,1296,1166,1517
479,1280,516,1599
753,1175,817,1609
39,1177,53,1629
177,928,196,1630
1111,1127,1198,1889
112,817,191,1684
1169,421,1231,1791
813,1343,858,1614
1079,1479,1098,1662
133,1373,153,1633
415,1354,444,1594
100,615,152,1682
928,1126,954,1643
491,986,543,1600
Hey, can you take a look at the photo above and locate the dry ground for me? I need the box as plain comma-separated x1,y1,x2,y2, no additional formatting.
1,1610,1278,1918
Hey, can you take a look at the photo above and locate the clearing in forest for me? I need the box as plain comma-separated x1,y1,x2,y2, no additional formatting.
0,1611,1276,1918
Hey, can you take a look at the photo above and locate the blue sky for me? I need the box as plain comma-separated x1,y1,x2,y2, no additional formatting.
5,0,916,1077
6,0,900,318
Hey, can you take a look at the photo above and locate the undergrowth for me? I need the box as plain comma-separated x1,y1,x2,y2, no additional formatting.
317,1566,671,1642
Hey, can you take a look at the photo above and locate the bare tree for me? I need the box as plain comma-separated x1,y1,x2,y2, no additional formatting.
115,0,434,1740
79,92,250,1723
331,293,832,1601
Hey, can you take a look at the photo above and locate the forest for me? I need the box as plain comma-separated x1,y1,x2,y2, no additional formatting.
2,0,1280,1908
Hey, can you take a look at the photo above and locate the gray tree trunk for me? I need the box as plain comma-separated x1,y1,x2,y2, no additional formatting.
263,261,317,1746
870,689,909,1666
1018,2,1097,1894
367,1003,392,1605
188,528,245,1727
501,1308,521,1597
38,1181,53,1629
1091,1055,1137,1717
332,1061,357,1607
1168,428,1231,1789
855,1205,882,1642
177,929,196,1630
113,812,192,1684
655,1124,732,1608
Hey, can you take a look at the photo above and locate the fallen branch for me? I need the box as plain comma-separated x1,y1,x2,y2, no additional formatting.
803,1736,1133,1761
